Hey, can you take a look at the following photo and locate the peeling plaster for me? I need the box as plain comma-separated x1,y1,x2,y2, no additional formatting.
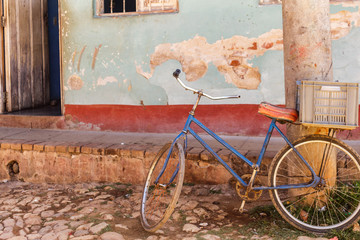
67,74,84,90
97,76,118,86
137,4,360,90
137,29,283,90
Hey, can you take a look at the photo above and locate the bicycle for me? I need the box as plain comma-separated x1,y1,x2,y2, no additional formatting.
140,69,360,234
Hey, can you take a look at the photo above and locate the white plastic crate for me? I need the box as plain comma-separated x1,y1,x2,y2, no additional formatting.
297,81,359,130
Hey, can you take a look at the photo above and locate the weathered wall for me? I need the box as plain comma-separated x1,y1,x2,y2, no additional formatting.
60,0,360,137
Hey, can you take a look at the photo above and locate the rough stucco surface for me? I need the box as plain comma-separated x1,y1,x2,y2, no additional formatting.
60,0,360,106
137,30,283,90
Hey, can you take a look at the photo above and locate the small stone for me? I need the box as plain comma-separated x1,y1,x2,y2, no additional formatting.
185,216,199,223
202,235,221,240
3,218,15,227
39,226,52,235
201,203,220,212
70,235,97,240
58,205,72,213
199,222,208,227
77,223,94,231
41,232,57,240
41,210,55,218
27,234,42,240
24,214,42,226
89,222,108,234
146,236,158,240
180,201,198,211
15,219,24,228
182,223,200,233
0,211,11,219
78,207,95,214
193,208,210,218
70,214,85,221
115,224,128,230
102,214,114,221
353,222,360,232
74,230,89,237
7,237,27,240
100,232,125,240
57,229,73,240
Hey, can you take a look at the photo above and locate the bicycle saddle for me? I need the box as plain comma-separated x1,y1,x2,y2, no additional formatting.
258,102,298,123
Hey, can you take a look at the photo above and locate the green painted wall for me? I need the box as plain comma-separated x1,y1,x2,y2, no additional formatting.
60,0,360,106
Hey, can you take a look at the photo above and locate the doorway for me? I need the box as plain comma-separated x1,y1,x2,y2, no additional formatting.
1,0,61,116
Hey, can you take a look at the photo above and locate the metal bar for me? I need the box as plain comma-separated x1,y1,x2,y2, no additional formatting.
188,127,248,187
154,132,185,183
255,119,276,166
191,117,254,167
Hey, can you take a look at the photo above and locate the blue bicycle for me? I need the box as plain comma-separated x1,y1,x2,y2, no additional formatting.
140,69,360,233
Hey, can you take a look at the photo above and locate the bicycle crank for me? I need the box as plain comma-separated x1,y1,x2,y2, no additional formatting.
236,174,263,201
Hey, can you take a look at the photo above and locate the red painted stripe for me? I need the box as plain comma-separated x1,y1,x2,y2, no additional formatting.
64,104,360,139
64,104,280,135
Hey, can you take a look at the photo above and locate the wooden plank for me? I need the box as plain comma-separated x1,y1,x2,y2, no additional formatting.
0,1,5,113
32,0,45,107
4,0,20,111
18,0,32,110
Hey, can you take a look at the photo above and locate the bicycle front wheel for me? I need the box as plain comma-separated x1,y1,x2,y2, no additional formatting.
269,135,360,233
140,142,185,232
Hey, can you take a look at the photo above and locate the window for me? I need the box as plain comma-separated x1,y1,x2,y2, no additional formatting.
95,0,179,16
260,0,358,4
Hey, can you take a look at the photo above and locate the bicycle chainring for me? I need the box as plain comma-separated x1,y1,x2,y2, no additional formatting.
236,178,263,201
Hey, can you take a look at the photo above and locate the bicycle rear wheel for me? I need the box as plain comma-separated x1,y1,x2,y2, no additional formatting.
269,135,360,233
140,142,185,232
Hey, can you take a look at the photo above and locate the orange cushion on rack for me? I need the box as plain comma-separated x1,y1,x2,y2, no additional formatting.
258,102,298,123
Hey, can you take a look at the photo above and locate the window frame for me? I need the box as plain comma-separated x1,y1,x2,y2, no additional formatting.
94,0,179,17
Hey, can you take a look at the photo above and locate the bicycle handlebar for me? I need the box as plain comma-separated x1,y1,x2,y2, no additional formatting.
172,69,241,100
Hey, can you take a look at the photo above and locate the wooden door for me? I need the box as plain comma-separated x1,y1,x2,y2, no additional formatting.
3,0,49,112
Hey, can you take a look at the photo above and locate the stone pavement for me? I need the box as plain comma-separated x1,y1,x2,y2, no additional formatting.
0,181,343,240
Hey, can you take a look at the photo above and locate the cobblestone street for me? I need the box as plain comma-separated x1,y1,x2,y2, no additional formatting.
0,181,348,240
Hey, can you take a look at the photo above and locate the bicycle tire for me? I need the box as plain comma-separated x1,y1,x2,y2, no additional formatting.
268,134,360,233
140,142,185,232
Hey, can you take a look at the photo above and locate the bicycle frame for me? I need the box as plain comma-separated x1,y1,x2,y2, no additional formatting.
160,112,321,191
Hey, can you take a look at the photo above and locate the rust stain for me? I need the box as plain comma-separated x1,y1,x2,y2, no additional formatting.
248,42,258,50
262,42,274,49
92,44,102,70
67,74,84,90
77,46,87,72
71,51,77,69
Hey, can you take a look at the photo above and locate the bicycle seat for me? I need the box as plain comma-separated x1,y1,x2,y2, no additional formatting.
258,102,298,123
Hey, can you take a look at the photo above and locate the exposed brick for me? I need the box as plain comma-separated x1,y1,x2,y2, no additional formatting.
1,143,11,149
10,143,22,151
33,144,44,152
80,146,92,154
44,145,56,152
68,145,81,154
55,145,68,153
22,143,34,151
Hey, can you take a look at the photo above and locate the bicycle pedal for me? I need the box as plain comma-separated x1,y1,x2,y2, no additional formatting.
239,200,246,213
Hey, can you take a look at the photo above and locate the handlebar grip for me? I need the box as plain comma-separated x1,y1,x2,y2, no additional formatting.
173,69,181,78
